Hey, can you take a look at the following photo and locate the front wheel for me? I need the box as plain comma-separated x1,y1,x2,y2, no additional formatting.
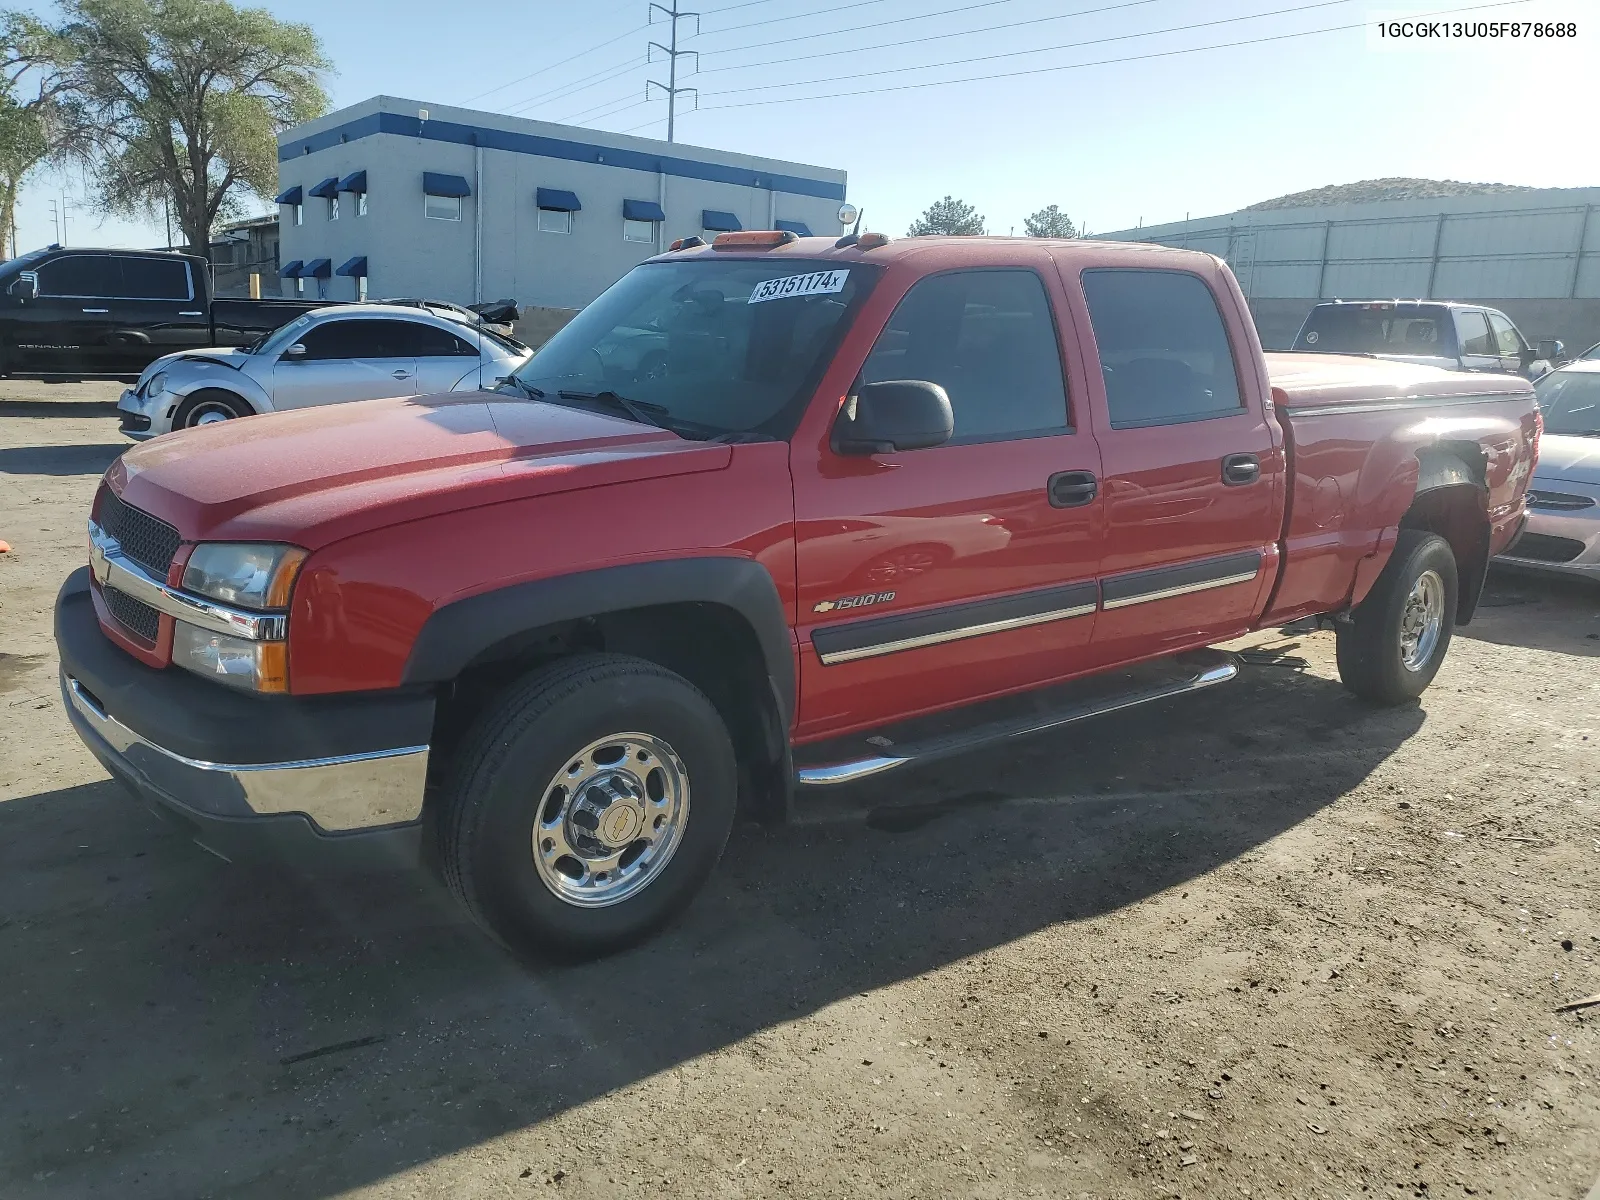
1336,530,1458,704
438,654,738,961
172,389,251,430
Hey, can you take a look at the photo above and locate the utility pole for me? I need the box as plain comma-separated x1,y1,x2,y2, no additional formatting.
48,199,59,243
59,193,73,244
647,0,698,143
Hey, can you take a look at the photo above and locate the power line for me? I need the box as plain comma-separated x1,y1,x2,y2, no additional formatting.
461,19,649,107
697,0,1161,74
648,0,701,142
689,0,1531,113
690,0,903,40
705,0,1360,98
502,56,647,117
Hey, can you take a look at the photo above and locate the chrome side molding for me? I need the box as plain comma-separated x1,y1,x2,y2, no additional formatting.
794,649,1240,788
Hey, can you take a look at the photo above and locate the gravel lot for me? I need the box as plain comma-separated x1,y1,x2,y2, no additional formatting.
1,393,1597,1200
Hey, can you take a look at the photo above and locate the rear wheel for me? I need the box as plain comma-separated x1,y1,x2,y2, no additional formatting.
172,389,251,429
438,654,738,961
1336,530,1458,704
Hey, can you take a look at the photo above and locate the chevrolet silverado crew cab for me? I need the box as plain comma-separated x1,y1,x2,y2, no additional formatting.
56,232,1538,959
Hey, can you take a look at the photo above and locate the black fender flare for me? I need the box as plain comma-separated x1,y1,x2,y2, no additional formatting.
401,556,795,725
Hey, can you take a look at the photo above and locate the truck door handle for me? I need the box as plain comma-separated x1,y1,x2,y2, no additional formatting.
81,307,109,314
1221,453,1261,486
1047,470,1098,508
392,370,412,379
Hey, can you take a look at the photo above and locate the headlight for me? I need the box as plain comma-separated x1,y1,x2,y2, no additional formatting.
182,543,307,610
147,372,167,396
172,623,289,692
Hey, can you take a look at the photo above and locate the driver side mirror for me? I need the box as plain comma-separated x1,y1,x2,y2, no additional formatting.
9,272,37,300
1537,338,1564,362
832,380,954,455
283,343,307,361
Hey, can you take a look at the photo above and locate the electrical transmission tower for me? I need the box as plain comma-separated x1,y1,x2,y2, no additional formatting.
647,0,698,142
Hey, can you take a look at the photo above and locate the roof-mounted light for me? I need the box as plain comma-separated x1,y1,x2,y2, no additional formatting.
668,235,706,251
711,230,797,250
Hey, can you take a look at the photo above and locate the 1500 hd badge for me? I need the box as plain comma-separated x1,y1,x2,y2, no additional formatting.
814,591,895,614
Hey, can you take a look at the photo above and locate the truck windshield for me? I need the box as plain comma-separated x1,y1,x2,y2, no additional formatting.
1294,306,1455,355
504,258,880,440
1534,369,1600,436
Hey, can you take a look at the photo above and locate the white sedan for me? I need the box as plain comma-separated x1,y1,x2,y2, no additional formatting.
117,304,532,440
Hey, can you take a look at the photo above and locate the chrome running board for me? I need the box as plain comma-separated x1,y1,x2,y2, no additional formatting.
793,649,1240,787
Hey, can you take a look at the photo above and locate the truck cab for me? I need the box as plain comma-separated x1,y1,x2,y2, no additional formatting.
1291,299,1561,379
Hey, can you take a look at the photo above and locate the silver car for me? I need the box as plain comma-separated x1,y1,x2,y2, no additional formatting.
117,304,531,440
1497,360,1600,581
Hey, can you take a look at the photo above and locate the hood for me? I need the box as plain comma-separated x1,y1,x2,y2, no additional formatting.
108,391,732,548
150,346,251,373
1533,433,1600,486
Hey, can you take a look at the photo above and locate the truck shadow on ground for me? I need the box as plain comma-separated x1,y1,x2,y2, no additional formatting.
0,443,125,476
0,661,1422,1198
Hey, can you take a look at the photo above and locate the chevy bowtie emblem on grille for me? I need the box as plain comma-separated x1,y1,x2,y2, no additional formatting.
814,591,895,614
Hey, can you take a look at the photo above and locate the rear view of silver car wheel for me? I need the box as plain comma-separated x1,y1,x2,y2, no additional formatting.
172,389,251,430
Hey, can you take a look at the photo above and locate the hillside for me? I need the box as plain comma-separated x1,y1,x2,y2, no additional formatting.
1244,177,1540,210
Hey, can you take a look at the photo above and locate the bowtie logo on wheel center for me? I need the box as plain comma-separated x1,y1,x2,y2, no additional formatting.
599,799,643,845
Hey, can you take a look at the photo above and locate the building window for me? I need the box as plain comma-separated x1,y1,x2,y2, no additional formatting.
292,203,303,226
538,208,572,234
356,192,367,217
426,193,462,222
622,218,656,244
329,194,339,221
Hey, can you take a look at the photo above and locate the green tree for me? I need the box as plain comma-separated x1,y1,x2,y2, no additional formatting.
0,12,82,256
1023,204,1076,239
907,195,985,236
18,0,330,257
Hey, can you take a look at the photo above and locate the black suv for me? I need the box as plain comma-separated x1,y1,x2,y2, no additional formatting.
1292,300,1563,378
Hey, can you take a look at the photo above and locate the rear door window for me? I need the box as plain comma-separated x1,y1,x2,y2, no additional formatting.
116,256,192,300
860,269,1070,442
1456,311,1496,356
35,255,120,298
1080,269,1243,429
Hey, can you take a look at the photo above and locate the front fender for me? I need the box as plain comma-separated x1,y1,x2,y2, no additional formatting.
402,557,796,726
164,362,273,414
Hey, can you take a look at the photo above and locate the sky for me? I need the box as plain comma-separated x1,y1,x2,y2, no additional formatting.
10,0,1592,253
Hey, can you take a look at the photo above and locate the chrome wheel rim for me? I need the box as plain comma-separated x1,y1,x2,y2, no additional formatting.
187,404,234,427
1399,568,1445,671
531,732,690,908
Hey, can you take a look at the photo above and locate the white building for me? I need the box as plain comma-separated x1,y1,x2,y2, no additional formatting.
274,95,849,314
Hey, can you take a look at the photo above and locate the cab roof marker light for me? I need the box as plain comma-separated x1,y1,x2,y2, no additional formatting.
711,230,796,250
856,232,891,249
669,235,706,251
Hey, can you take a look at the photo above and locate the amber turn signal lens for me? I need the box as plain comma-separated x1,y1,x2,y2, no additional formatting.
256,641,289,693
711,230,797,249
265,548,309,608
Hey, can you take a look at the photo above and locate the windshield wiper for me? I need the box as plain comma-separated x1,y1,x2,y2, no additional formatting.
557,388,669,429
498,377,546,399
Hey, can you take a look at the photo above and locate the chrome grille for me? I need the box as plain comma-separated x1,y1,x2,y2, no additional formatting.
1527,489,1596,512
103,585,160,645
96,487,180,577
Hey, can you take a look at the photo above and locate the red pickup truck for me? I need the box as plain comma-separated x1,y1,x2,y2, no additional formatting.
56,232,1538,959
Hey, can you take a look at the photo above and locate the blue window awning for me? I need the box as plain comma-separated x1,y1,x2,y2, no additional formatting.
278,259,303,278
307,176,339,199
274,185,302,206
536,187,581,212
335,256,367,278
423,172,472,197
775,219,812,236
623,199,665,223
702,209,742,232
302,258,333,279
337,169,367,194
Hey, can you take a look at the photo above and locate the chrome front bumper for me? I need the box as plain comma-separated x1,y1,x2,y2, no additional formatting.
63,670,429,835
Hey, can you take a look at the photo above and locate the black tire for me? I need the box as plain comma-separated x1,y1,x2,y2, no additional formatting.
1336,530,1458,705
172,389,251,429
438,653,738,961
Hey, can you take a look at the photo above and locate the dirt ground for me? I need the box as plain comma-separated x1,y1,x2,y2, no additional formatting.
1,397,1597,1200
